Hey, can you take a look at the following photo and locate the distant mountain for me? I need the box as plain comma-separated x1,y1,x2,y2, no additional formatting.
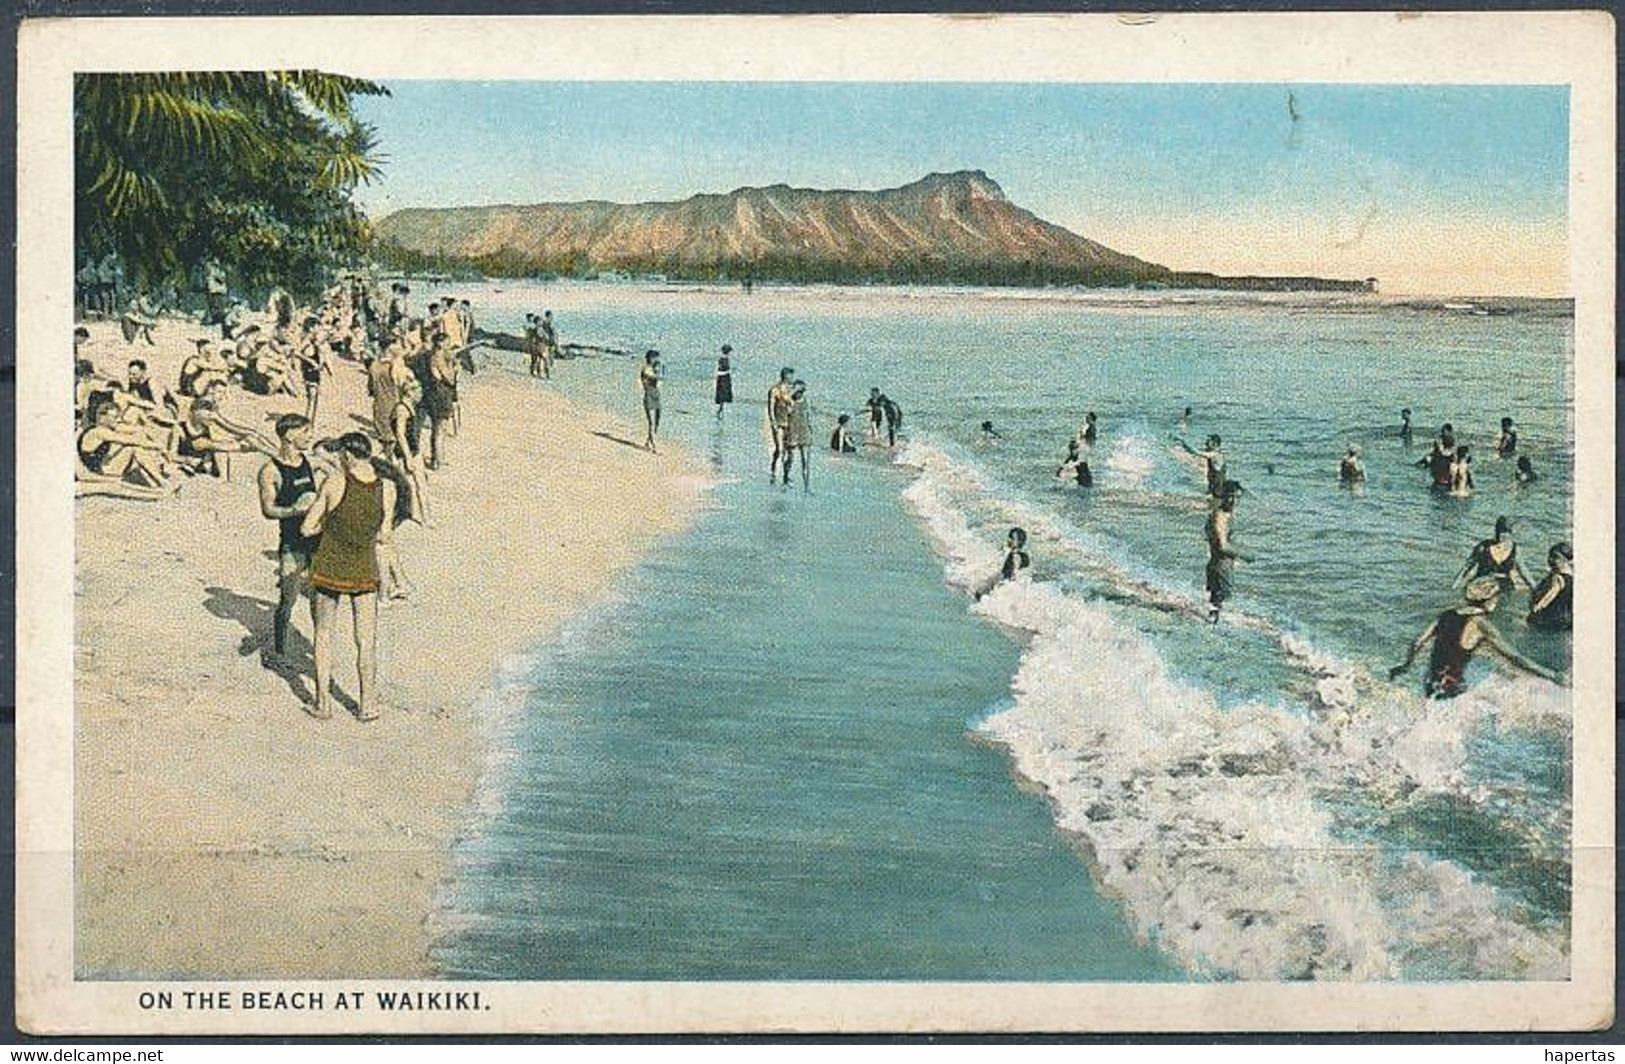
372,171,1373,292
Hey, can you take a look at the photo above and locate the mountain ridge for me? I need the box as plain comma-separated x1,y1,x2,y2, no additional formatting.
372,171,1373,292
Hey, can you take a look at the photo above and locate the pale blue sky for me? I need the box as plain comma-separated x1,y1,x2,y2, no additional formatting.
353,82,1570,294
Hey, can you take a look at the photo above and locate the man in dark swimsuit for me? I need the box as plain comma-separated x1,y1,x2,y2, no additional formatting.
1417,423,1456,490
1390,577,1559,698
882,395,903,448
975,527,1031,600
1204,479,1252,622
1495,416,1518,458
258,415,322,659
1399,408,1414,447
1526,542,1573,631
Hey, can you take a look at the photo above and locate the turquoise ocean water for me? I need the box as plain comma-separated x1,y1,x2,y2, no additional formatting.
419,281,1572,982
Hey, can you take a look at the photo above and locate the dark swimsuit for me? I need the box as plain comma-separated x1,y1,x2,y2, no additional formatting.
78,430,112,474
1468,539,1518,585
273,456,319,559
1424,608,1475,699
1528,572,1572,631
1000,549,1031,581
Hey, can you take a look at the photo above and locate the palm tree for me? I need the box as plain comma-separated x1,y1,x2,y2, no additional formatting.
76,71,389,295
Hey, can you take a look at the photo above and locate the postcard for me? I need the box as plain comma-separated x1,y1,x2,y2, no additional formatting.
15,11,1615,1034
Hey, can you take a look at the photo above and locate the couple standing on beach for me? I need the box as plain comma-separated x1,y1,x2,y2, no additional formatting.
768,367,812,490
260,418,400,723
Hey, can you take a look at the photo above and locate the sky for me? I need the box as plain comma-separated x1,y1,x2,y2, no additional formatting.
352,82,1569,296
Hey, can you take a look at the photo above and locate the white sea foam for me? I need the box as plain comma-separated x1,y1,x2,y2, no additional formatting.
899,438,1572,981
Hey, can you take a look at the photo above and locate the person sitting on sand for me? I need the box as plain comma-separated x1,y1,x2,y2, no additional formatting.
1204,479,1253,623
769,368,797,478
830,413,858,453
78,391,171,490
1455,515,1535,593
178,338,232,398
1389,576,1559,698
75,358,113,425
782,380,811,491
975,527,1032,600
390,377,431,527
1526,542,1573,632
639,350,664,453
714,347,734,417
179,379,276,476
120,294,159,346
300,432,397,722
1515,455,1539,485
1339,446,1366,486
1495,416,1518,458
258,414,322,659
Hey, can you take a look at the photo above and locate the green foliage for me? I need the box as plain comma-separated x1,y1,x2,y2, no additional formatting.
76,71,389,301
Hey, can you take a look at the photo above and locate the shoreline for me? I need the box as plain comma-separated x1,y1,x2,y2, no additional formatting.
73,316,708,978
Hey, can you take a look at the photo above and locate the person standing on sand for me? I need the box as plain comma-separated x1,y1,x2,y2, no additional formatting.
301,433,396,722
1203,479,1252,623
524,314,544,378
540,310,558,377
258,415,321,660
424,333,458,468
1389,576,1559,698
768,367,796,479
639,350,664,452
714,346,734,417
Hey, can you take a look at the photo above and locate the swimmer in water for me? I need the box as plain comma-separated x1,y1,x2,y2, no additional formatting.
1175,433,1227,499
830,414,858,454
1448,444,1476,497
1203,479,1252,623
1400,408,1414,447
1515,455,1538,484
1339,446,1365,487
1178,406,1192,432
979,420,1003,445
1455,515,1535,593
976,527,1032,600
1495,416,1518,458
1077,411,1098,448
1389,576,1559,698
1526,542,1573,631
1418,423,1456,491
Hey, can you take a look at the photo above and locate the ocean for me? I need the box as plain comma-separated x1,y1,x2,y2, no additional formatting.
418,280,1573,982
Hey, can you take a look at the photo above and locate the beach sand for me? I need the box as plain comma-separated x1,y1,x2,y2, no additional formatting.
73,317,707,978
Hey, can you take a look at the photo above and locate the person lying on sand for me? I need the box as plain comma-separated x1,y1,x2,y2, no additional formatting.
1389,576,1559,698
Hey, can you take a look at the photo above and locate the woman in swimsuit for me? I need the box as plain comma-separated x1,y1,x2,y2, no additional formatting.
975,527,1032,600
1454,515,1535,592
1390,577,1559,698
782,380,811,491
1526,542,1573,631
300,432,397,722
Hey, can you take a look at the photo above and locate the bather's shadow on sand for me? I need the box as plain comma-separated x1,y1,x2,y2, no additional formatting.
201,585,360,718
590,430,649,451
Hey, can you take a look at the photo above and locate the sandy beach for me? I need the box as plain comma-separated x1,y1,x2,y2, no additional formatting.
73,315,707,978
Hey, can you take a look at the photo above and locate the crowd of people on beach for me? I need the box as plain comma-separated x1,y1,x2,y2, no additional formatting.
77,261,1573,718
74,270,518,722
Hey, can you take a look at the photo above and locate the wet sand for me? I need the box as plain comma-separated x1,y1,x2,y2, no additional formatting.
73,316,706,977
